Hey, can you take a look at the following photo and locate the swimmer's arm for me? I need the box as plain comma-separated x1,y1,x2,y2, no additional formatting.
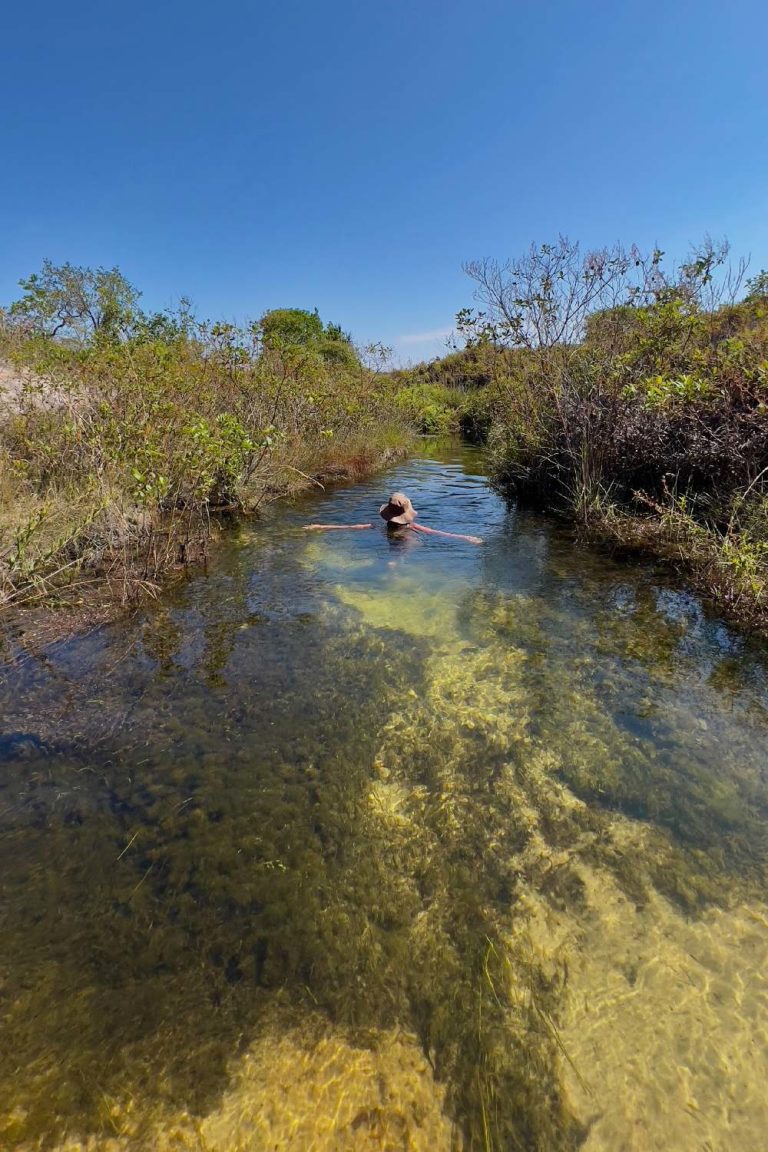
302,523,374,531
409,524,483,545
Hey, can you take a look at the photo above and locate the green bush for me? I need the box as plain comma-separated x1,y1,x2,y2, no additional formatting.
392,381,467,435
454,237,768,628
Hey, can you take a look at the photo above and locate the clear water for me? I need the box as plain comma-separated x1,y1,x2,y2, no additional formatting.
2,442,768,1151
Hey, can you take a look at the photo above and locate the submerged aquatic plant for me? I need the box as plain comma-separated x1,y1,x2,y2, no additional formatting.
2,448,768,1150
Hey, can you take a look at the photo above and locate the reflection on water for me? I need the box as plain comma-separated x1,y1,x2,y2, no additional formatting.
2,443,768,1150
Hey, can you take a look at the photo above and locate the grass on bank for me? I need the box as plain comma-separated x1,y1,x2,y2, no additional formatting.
0,283,414,613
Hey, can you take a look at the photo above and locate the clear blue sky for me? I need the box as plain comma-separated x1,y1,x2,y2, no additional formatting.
1,0,766,364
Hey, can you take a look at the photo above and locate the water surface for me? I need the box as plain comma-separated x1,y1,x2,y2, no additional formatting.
2,443,768,1151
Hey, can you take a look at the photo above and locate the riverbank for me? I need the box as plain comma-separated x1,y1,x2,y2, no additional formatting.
397,242,768,638
0,306,415,629
1,440,412,655
578,499,768,637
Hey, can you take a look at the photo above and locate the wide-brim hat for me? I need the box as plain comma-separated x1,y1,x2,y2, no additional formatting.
379,492,417,525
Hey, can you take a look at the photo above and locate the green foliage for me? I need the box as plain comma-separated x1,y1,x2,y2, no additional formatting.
745,270,768,301
258,307,359,368
454,235,768,629
259,307,325,348
10,260,141,344
388,345,505,438
393,382,464,435
624,373,713,408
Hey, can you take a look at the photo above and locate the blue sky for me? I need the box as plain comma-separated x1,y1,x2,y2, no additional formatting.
1,0,766,364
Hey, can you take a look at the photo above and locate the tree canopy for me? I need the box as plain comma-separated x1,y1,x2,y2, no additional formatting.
10,260,141,344
257,307,358,367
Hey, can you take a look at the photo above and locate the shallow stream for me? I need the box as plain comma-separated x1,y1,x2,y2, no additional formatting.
2,442,768,1151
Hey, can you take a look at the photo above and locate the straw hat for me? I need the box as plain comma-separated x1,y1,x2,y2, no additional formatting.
379,492,417,525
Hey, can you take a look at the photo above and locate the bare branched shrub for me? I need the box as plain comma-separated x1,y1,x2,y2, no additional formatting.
460,239,763,516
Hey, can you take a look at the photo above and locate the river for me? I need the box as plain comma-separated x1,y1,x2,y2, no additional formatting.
1,442,768,1151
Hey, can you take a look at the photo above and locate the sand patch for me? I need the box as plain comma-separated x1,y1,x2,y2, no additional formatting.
557,869,768,1152
41,1019,453,1152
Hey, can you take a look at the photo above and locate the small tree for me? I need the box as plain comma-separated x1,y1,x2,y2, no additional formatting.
257,307,359,367
258,308,325,350
459,236,740,354
460,239,657,352
745,270,768,301
10,260,141,344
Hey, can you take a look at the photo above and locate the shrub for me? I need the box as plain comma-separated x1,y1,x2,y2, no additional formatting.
455,237,768,629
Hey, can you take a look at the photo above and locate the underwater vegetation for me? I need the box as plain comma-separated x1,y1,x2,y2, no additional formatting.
1,448,768,1150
